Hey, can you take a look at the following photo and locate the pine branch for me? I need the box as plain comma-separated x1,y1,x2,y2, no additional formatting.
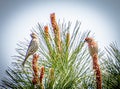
102,42,120,89
2,13,120,89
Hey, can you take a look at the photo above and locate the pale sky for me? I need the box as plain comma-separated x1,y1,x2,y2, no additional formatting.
0,0,120,80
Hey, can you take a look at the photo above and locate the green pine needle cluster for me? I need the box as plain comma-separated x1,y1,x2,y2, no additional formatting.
102,43,120,89
0,16,120,89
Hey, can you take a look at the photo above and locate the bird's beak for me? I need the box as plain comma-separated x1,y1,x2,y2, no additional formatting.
84,40,86,42
30,33,32,36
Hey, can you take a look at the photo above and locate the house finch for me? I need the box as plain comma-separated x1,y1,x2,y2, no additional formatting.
85,37,98,57
85,37,102,89
22,33,39,67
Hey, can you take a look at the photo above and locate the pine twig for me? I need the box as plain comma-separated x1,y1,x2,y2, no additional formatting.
92,54,102,89
50,13,62,52
32,54,39,85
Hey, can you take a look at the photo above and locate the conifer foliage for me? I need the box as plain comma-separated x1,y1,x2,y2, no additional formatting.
0,13,120,89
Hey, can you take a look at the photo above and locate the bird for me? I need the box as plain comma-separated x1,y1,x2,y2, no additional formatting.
22,32,39,67
85,37,102,89
85,37,98,57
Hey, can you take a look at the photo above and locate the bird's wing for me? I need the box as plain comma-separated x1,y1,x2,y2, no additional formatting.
94,43,98,54
26,40,36,55
89,43,98,56
92,43,98,55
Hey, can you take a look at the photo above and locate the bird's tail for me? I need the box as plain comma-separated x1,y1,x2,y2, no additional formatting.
22,55,29,67
22,59,26,67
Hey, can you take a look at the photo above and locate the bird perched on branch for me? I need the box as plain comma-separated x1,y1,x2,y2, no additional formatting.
85,37,102,89
85,37,98,57
22,33,39,67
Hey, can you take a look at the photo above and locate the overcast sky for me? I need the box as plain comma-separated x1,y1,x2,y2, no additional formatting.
0,0,120,81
